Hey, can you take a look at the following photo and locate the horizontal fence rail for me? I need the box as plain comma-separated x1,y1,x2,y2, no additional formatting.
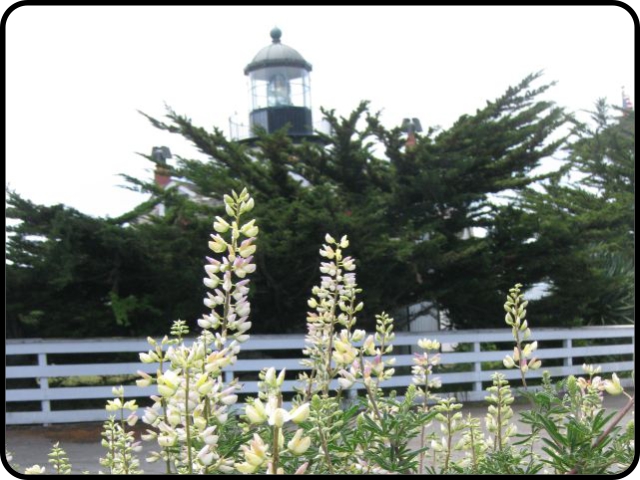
6,326,635,425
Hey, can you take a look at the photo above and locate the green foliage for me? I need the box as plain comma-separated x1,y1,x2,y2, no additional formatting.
505,101,634,326
6,75,633,339
15,191,634,475
5,189,209,338
126,72,570,332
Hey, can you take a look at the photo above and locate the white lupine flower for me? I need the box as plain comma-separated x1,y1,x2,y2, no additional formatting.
338,378,355,389
522,341,538,358
503,356,516,368
582,363,602,375
142,408,158,425
264,367,277,387
236,462,258,474
268,408,290,428
287,429,311,455
197,445,215,466
604,373,624,395
200,426,219,446
351,329,366,342
213,216,230,233
111,385,125,397
418,339,441,351
219,463,235,474
241,197,255,213
105,398,123,411
204,276,221,289
140,430,158,442
167,409,181,427
24,465,46,475
139,351,158,363
289,403,310,423
196,376,214,395
158,433,177,448
221,394,238,406
319,245,335,259
193,415,207,431
240,219,259,238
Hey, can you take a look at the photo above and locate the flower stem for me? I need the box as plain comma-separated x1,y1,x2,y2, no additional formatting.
184,371,193,474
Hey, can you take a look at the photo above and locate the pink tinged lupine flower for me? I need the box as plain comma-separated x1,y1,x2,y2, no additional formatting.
205,259,221,274
234,258,256,279
342,257,356,271
294,462,309,475
127,413,139,426
529,358,542,370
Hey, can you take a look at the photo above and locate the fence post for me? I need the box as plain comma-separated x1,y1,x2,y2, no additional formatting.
563,338,573,368
38,352,51,426
473,342,482,393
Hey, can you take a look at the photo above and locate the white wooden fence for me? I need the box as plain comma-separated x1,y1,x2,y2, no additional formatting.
6,326,634,425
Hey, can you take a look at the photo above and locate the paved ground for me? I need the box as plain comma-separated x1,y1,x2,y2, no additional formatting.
4,391,635,476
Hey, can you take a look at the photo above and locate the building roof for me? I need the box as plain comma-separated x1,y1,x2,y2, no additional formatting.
244,27,312,74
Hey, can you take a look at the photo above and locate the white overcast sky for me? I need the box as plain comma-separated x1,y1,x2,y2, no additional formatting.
5,4,636,219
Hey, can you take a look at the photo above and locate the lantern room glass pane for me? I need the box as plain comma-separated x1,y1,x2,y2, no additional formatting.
249,67,311,111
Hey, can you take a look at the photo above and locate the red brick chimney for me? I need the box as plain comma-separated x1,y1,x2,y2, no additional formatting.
154,164,171,188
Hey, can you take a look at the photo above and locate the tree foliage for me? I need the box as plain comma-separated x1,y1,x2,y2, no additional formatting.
6,72,633,337
506,101,635,325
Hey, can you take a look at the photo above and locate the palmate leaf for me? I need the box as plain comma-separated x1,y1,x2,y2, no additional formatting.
536,413,568,448
592,408,617,432
541,445,573,471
